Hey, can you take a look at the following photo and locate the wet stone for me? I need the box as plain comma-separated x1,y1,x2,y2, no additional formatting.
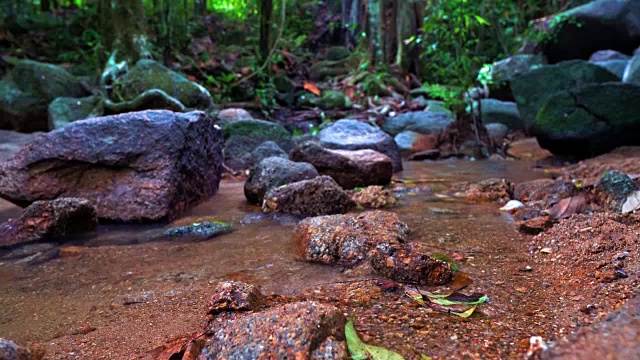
202,301,347,359
262,176,355,218
208,281,266,315
293,210,409,265
453,178,512,203
597,170,638,212
369,242,454,285
513,179,576,207
244,157,319,205
347,186,398,209
163,221,232,240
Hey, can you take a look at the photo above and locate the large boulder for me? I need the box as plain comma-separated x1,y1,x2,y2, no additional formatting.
539,0,640,64
381,111,454,137
262,176,355,218
511,60,620,132
223,119,293,170
0,60,90,132
112,59,213,110
319,119,402,172
293,210,409,265
0,110,224,222
534,82,640,157
0,198,97,248
478,99,523,130
48,95,104,129
244,157,318,205
290,141,392,189
589,50,631,62
482,54,547,101
203,301,347,359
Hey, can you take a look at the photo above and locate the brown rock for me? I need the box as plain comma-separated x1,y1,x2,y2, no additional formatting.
202,301,347,359
453,178,512,203
517,216,553,235
0,110,223,222
506,137,553,160
0,338,45,360
263,176,355,218
369,242,454,285
514,179,576,207
348,186,398,209
208,281,266,315
0,130,40,162
0,198,97,248
290,141,393,189
293,210,409,265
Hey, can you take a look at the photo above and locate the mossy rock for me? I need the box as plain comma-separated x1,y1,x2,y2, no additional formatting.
112,59,213,110
273,73,296,94
222,119,291,139
297,93,319,107
477,99,523,130
483,54,546,101
317,90,351,110
48,95,104,129
0,60,90,132
598,170,638,212
512,60,620,133
534,82,640,157
309,61,349,81
164,221,233,240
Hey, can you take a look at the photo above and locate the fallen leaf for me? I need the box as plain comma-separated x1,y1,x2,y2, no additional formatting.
622,190,640,213
540,247,553,254
421,355,433,360
451,305,477,318
544,195,586,220
426,292,488,306
303,81,321,95
345,320,405,360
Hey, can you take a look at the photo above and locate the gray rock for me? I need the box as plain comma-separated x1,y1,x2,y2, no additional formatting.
317,90,351,110
249,141,288,167
382,111,454,137
217,108,253,124
478,99,523,130
223,119,292,170
512,60,620,133
590,50,631,62
290,141,392,189
0,130,40,161
540,0,640,64
244,157,318,204
485,123,509,144
0,110,223,222
483,54,547,101
0,60,90,132
623,53,640,83
598,170,637,211
320,119,402,171
263,176,355,218
48,95,104,129
593,59,629,78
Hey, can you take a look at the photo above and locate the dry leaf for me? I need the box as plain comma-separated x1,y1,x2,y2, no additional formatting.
545,195,586,220
303,81,321,95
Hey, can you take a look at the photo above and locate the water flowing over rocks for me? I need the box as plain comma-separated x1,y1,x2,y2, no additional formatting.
0,110,223,222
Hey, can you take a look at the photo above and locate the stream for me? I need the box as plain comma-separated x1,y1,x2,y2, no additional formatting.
0,159,558,359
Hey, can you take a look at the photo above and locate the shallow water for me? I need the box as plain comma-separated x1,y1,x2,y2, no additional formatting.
0,159,549,358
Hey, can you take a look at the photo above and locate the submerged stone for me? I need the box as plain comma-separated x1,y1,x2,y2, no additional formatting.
164,221,233,240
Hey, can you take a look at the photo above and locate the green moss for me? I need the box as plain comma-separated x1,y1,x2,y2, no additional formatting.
164,221,233,239
317,90,351,110
222,119,291,139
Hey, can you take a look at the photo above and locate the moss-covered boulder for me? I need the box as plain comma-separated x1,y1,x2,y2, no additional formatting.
534,82,640,157
511,60,620,133
112,59,213,110
0,60,89,132
317,90,351,110
483,54,546,101
48,96,104,129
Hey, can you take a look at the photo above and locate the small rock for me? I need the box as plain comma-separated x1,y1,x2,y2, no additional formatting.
382,111,454,137
290,141,392,189
217,108,253,124
163,221,232,240
348,186,398,209
486,123,509,144
369,242,454,285
244,157,318,205
454,178,512,203
249,141,288,167
208,281,266,315
408,149,441,161
262,176,355,218
317,90,351,110
514,179,576,207
517,216,553,235
394,131,439,155
597,170,638,211
293,210,409,265
202,301,347,359
0,198,97,248
479,99,523,130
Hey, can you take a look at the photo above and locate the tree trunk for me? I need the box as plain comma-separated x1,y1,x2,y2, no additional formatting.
367,0,383,68
259,0,274,62
113,0,149,62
